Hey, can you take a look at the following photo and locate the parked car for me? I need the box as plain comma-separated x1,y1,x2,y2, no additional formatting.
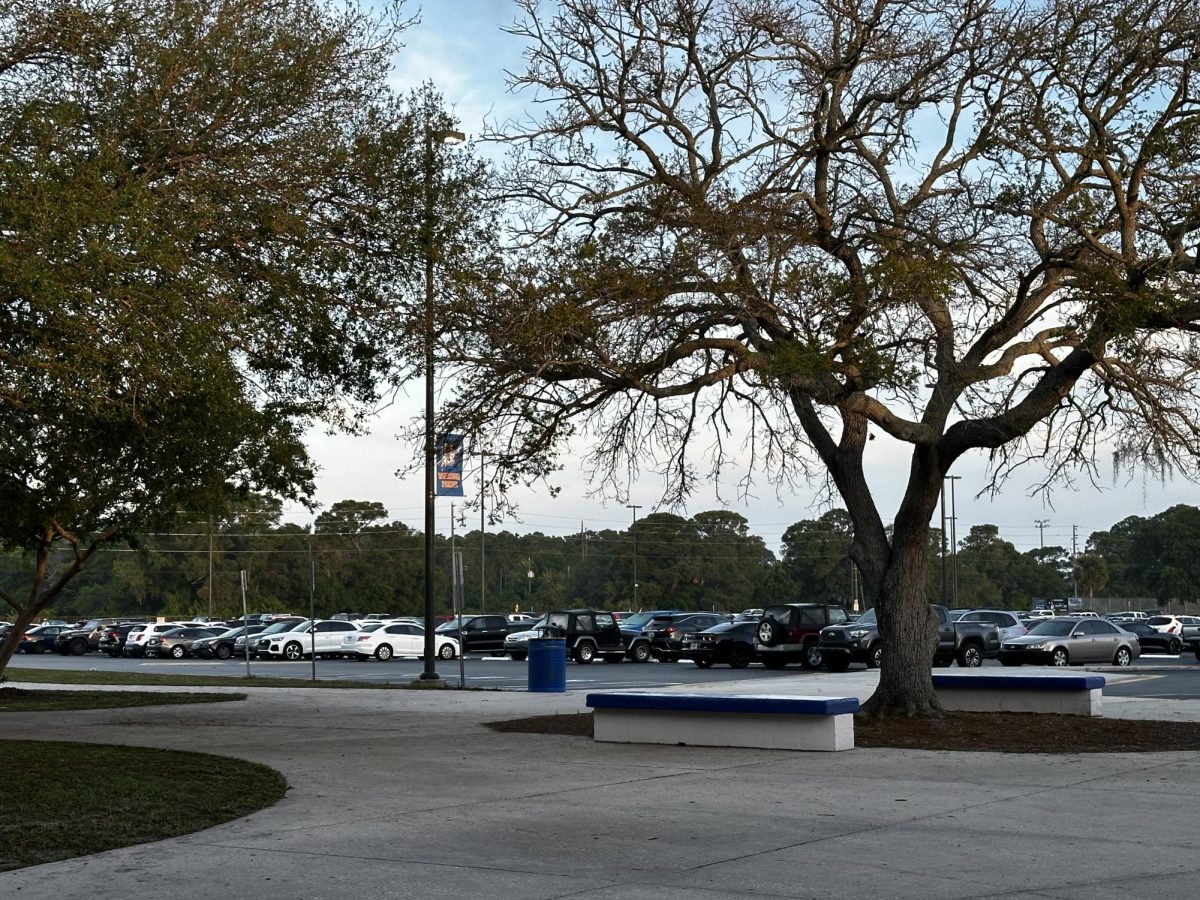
955,609,1027,642
756,603,850,669
1146,615,1188,635
257,619,361,660
818,605,1000,671
144,626,228,659
542,609,628,663
17,624,71,653
97,623,145,657
434,615,534,655
240,617,307,657
52,617,137,655
504,617,549,661
998,617,1140,667
615,610,684,633
641,613,731,662
1117,621,1183,655
683,620,761,668
342,622,461,660
123,622,200,657
191,625,269,660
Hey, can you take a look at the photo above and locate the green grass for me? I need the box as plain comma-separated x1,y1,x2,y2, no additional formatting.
0,687,245,712
0,740,287,871
3,666,407,689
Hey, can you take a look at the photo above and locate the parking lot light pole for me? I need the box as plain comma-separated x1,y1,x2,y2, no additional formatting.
419,125,466,683
626,504,641,609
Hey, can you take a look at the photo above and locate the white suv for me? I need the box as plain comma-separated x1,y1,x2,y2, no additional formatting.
258,619,360,660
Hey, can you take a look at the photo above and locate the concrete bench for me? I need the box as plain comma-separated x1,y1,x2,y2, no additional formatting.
932,673,1105,717
585,692,858,751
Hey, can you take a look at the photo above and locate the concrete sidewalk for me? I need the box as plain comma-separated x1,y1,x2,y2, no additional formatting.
2,675,1198,899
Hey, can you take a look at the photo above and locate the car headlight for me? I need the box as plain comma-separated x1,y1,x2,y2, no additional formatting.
1023,642,1046,650
848,630,870,639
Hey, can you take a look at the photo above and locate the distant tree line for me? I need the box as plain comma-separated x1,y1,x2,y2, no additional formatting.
3,499,1197,622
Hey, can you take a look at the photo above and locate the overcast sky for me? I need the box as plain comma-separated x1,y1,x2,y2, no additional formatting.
292,1,1200,555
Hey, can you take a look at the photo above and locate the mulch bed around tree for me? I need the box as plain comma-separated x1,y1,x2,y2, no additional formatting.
486,711,1200,753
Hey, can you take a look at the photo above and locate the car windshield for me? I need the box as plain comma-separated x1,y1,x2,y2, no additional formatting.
1027,620,1078,636
215,627,244,638
263,619,307,634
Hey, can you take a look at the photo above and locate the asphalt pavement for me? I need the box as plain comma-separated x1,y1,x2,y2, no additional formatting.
2,670,1199,899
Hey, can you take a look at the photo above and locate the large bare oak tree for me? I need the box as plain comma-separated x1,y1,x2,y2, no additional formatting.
444,0,1200,714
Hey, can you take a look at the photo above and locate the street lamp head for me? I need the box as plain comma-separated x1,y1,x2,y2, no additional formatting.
433,129,466,145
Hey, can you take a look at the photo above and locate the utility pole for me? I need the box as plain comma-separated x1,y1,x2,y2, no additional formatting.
1035,518,1049,550
474,442,487,614
1071,524,1079,598
626,504,642,609
939,483,948,606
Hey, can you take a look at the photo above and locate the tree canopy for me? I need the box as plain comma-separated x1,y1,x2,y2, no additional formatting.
443,0,1200,714
0,0,482,674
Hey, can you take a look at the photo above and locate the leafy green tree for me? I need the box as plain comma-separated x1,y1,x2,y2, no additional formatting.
780,511,856,605
444,0,1200,716
1075,552,1109,603
0,0,459,675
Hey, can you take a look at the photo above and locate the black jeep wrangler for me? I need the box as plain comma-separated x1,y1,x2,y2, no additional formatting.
541,609,627,664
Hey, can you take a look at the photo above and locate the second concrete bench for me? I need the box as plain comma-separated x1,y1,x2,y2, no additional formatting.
586,692,858,751
932,673,1106,716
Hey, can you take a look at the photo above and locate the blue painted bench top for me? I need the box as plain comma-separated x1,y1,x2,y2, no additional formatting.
586,692,859,716
932,674,1105,691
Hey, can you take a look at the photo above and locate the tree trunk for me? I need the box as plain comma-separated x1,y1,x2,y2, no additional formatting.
858,454,944,718
0,605,44,680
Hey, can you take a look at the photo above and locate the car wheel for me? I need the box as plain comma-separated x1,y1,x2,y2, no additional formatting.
956,644,983,668
868,644,883,669
438,643,456,660
629,642,651,663
574,642,596,664
693,658,714,668
216,644,233,660
283,641,304,661
509,651,527,661
799,642,822,670
70,637,88,656
375,644,393,661
824,655,851,673
1169,639,1182,655
573,643,597,667
170,645,187,659
728,644,753,669
1113,646,1132,667
1051,648,1069,666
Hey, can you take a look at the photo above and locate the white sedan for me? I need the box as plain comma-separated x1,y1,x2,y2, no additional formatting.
341,622,461,661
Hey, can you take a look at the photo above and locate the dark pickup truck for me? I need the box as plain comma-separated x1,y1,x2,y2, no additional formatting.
434,615,533,655
818,604,1000,671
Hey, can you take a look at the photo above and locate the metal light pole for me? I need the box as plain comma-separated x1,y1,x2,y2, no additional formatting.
419,125,466,683
945,474,960,608
626,504,641,609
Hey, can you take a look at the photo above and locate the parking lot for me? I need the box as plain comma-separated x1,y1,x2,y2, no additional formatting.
8,646,1198,697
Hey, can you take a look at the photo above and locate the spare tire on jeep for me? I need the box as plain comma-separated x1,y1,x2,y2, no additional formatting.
757,619,786,647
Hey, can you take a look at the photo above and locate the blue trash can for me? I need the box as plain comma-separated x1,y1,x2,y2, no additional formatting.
528,638,567,692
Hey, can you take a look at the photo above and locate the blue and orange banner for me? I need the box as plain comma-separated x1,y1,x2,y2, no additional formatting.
435,433,465,496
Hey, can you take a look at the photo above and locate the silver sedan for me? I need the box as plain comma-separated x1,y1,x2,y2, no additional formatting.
998,617,1140,667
